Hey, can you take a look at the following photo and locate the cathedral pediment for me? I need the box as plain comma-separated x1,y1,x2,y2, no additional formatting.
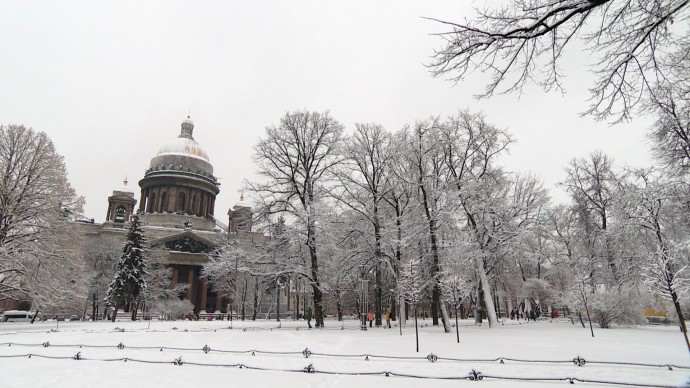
149,230,217,253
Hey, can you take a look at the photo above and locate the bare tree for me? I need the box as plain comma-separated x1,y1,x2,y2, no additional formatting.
440,273,471,343
83,238,120,320
335,123,394,326
619,170,690,350
440,110,514,328
402,119,453,331
562,151,622,284
644,48,690,177
427,0,689,122
0,124,86,313
384,130,419,325
245,110,345,327
399,257,433,352
142,251,187,319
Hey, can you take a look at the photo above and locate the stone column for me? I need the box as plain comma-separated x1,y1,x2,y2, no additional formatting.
191,189,201,216
199,277,208,313
170,187,178,213
158,186,168,213
172,267,179,285
201,192,206,216
215,292,222,313
155,186,162,213
126,202,134,222
185,187,191,214
186,270,194,302
139,191,146,213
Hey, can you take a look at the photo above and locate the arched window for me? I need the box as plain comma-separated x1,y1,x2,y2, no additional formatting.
177,192,186,213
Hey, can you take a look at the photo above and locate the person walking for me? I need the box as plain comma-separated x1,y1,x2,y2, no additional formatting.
385,309,391,328
367,310,373,328
305,306,312,329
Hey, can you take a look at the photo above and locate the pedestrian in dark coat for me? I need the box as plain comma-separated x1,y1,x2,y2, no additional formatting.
305,307,312,328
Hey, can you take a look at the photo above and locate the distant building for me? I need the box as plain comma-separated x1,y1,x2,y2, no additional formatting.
82,116,265,314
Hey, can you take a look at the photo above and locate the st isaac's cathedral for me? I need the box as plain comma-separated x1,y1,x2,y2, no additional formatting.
81,116,264,314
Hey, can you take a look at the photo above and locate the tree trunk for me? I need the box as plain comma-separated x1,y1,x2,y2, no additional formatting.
394,208,402,324
374,209,383,327
431,281,440,326
252,278,259,321
293,276,299,320
337,300,343,321
308,223,324,327
375,263,382,326
670,290,690,352
276,286,281,321
583,303,594,337
417,163,443,328
241,276,248,320
476,257,498,327
440,298,451,332
391,298,397,321
131,299,139,321
312,282,323,327
578,311,585,328
398,294,406,326
92,292,98,321
473,287,481,325
414,304,419,353
454,304,460,343
429,224,441,327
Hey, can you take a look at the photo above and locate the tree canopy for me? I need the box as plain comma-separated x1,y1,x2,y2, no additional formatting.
428,0,689,122
0,124,85,310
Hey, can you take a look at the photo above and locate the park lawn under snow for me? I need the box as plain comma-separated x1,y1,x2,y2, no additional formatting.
1,318,688,387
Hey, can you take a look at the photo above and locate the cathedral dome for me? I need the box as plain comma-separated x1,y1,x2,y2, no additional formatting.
138,115,220,230
155,136,210,162
148,116,214,176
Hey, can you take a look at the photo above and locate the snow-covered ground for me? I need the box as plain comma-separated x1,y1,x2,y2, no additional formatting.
1,318,688,387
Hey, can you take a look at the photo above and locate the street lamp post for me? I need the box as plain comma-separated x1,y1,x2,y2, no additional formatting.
359,264,369,331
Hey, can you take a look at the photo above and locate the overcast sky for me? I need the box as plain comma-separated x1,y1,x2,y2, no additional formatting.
0,1,653,223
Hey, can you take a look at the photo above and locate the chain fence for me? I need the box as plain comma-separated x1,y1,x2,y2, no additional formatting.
1,339,688,387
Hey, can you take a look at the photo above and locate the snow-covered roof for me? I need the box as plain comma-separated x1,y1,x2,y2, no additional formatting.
155,136,210,162
112,178,134,195
233,194,251,209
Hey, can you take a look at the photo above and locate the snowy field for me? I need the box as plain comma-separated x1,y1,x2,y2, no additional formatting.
1,318,688,387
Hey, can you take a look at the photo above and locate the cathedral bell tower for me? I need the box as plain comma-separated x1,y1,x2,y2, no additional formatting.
105,178,137,226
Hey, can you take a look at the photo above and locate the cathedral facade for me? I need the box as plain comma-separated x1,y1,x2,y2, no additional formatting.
82,117,263,314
